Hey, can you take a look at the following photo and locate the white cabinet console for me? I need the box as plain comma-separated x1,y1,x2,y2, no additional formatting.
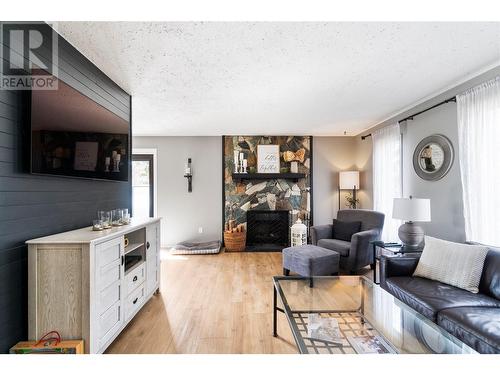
27,217,161,353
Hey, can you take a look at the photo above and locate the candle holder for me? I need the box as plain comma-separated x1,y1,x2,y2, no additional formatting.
113,154,121,173
104,157,110,172
184,158,193,192
120,208,131,224
112,209,123,226
234,151,239,173
98,211,112,229
92,219,104,231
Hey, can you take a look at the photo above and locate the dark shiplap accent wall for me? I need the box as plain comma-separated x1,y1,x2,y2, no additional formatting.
0,23,131,352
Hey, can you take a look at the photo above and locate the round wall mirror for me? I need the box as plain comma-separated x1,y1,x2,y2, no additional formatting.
413,134,454,181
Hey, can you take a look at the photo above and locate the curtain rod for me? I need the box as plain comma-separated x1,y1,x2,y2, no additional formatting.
360,96,457,140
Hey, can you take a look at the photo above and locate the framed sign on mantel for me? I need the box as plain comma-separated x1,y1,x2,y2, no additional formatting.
257,145,280,173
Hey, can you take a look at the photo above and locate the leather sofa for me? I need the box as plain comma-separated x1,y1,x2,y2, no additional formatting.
380,247,500,354
310,209,384,273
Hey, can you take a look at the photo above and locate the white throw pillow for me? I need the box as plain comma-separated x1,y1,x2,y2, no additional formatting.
413,236,489,293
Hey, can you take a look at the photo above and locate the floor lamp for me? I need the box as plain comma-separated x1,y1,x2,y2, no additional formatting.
339,171,360,210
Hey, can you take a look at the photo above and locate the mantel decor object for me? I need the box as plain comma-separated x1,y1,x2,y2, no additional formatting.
184,158,193,192
257,145,280,173
413,134,454,181
233,151,239,173
393,196,431,250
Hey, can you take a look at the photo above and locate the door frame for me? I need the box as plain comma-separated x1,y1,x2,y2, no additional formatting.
132,148,158,217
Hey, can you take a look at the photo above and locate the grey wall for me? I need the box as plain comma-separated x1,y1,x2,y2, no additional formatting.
401,103,466,242
354,136,373,210
133,136,222,247
360,65,500,242
313,136,374,225
313,137,357,224
0,24,131,352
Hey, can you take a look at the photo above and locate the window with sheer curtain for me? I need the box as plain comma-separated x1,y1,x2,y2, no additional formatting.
457,77,500,247
372,123,402,242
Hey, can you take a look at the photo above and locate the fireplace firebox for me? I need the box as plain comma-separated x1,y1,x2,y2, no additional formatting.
246,210,289,251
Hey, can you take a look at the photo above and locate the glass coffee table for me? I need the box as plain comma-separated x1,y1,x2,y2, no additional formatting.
272,275,476,354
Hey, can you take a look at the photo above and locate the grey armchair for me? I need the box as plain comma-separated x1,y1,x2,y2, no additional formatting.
310,209,385,273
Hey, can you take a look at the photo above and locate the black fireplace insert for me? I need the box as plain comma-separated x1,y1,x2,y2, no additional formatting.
246,210,289,251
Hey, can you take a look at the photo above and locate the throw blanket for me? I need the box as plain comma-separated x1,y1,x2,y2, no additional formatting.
170,240,221,255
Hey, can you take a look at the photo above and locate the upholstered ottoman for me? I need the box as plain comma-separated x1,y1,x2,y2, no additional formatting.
282,244,340,286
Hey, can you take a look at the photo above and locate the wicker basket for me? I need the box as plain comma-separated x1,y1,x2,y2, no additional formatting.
224,231,246,252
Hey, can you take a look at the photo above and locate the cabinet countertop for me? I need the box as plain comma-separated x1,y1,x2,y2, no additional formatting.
26,217,161,245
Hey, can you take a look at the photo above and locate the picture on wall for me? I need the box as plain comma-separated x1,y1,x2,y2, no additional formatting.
257,145,280,173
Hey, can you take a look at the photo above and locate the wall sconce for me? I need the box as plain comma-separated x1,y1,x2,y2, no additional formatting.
184,158,193,193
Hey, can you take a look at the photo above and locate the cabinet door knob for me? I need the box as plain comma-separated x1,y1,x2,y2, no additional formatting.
146,241,150,249
133,297,138,304
121,256,124,266
133,275,138,282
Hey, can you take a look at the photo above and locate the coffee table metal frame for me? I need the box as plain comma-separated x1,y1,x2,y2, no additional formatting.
272,275,476,354
273,275,386,354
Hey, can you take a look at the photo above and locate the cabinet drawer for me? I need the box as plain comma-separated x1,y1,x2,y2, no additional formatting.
125,262,145,296
99,280,121,315
99,301,121,341
96,237,123,267
125,284,145,321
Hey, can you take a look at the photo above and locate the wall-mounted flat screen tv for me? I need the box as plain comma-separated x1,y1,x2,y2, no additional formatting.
29,74,130,182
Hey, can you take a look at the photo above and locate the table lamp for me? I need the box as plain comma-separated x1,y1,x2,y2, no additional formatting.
392,196,431,250
339,171,360,209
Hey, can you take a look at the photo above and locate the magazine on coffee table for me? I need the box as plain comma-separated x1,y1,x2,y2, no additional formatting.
347,335,396,354
307,314,343,345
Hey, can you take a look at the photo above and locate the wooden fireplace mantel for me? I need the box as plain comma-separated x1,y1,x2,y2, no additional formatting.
231,172,306,183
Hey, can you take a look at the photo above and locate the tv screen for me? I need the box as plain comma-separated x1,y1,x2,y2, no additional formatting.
29,76,130,181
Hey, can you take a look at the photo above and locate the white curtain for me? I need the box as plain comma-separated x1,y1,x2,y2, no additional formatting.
373,123,402,242
457,77,500,246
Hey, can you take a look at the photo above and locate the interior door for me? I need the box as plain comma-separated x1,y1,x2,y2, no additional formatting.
132,154,154,218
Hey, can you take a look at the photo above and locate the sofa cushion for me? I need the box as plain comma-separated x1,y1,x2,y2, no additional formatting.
479,246,500,300
413,236,489,293
332,219,361,241
385,276,500,321
437,307,500,354
317,238,350,257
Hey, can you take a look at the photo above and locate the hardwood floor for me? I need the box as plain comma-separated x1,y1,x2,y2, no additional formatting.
106,250,373,354
105,250,298,353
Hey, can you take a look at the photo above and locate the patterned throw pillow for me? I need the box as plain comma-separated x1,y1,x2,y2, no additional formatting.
413,236,489,293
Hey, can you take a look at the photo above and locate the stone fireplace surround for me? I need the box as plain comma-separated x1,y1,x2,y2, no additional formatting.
223,136,312,251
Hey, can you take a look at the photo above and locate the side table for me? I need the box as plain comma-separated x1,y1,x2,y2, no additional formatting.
371,240,423,284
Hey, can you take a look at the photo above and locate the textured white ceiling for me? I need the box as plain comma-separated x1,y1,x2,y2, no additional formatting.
56,22,500,136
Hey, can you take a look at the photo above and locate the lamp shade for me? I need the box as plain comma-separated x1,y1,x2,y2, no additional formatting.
393,197,431,222
339,171,360,190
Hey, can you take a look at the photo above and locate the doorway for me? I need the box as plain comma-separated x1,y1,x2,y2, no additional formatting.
132,154,154,218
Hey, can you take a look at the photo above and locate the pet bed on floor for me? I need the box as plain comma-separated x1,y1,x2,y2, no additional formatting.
170,240,221,255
